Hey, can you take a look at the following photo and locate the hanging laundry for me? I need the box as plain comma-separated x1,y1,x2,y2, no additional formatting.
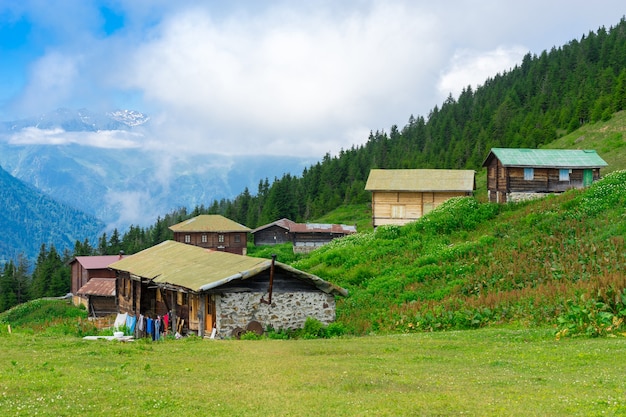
146,317,154,338
163,313,169,333
154,317,161,341
113,312,127,330
126,314,137,334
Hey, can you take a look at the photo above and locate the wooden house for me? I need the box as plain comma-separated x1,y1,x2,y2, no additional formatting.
482,148,608,203
169,214,251,255
251,218,296,245
364,169,475,227
69,254,125,317
252,218,357,253
109,240,347,338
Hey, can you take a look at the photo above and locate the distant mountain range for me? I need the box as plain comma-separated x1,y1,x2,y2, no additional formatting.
0,164,104,264
1,108,150,131
0,109,312,233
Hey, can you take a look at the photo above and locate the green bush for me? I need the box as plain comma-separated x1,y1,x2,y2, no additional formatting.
556,290,626,338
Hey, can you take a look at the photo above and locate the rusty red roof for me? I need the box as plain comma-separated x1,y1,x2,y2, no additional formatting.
70,255,126,270
253,218,356,235
76,278,116,297
251,218,297,233
288,223,356,234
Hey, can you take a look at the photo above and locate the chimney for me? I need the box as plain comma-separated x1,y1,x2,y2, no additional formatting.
118,250,125,260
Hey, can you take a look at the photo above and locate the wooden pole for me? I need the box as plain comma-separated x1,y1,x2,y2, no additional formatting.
171,291,177,335
199,294,206,338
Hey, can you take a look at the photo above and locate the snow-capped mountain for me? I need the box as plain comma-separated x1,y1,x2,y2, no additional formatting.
1,108,150,133
106,109,150,127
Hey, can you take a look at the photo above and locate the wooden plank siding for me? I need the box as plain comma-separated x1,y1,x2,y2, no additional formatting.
172,231,248,255
372,190,467,227
117,271,191,333
253,225,292,246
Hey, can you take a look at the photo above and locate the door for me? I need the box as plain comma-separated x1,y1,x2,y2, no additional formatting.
205,294,215,332
583,169,593,187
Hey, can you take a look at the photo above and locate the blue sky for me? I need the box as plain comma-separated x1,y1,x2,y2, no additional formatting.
1,1,624,157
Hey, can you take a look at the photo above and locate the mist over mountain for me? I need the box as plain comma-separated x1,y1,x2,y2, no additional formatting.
0,109,313,231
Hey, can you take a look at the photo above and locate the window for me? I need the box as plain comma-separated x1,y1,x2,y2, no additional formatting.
201,234,207,243
218,234,224,243
524,168,534,180
184,234,191,243
559,169,570,181
234,234,241,243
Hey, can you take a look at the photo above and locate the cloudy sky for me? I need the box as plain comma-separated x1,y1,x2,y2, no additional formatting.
1,1,624,158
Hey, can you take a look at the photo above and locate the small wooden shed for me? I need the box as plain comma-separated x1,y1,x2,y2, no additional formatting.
251,218,296,245
252,218,356,253
364,169,475,227
69,254,125,316
482,148,608,203
169,214,251,255
109,240,347,338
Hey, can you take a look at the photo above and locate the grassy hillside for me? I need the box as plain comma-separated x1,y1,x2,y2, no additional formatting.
545,110,626,173
289,115,626,336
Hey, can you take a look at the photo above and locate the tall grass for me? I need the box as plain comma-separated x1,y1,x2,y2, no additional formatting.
294,171,626,336
0,299,97,336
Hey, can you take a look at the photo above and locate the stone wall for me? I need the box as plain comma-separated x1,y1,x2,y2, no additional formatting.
216,291,336,338
508,191,551,203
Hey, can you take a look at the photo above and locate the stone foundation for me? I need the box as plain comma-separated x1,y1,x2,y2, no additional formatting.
508,192,552,203
216,291,336,338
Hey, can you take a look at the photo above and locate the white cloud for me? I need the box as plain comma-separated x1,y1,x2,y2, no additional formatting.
14,52,82,115
119,2,443,156
437,46,528,99
4,0,626,158
105,189,157,231
8,127,142,148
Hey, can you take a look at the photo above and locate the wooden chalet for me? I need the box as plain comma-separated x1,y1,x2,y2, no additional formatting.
169,214,251,255
69,254,125,317
364,169,475,227
252,218,357,253
482,148,608,203
252,218,296,245
109,240,347,338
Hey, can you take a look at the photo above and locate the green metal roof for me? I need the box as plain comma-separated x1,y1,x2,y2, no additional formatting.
169,214,251,233
484,148,608,168
365,169,475,192
108,240,347,296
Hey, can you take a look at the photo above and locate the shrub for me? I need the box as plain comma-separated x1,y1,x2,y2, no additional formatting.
556,290,626,338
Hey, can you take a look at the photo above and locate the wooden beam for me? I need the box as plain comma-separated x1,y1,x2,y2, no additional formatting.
199,295,206,338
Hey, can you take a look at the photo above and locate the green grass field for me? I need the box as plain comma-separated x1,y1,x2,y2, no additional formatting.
1,327,625,416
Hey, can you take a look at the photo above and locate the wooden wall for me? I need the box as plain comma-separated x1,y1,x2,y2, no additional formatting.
172,231,248,255
253,225,292,245
371,191,467,227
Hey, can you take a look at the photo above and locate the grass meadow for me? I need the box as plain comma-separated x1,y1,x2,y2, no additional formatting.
1,327,625,416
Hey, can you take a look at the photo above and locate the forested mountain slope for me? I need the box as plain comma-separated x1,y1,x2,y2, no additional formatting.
0,165,104,264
